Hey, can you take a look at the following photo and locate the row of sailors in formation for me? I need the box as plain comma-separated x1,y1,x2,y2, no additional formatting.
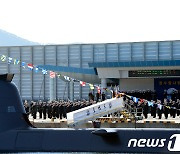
23,89,180,120
24,98,180,121
24,100,98,120
124,95,180,119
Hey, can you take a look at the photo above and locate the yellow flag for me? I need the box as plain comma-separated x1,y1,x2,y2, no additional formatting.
1,55,6,61
89,84,94,90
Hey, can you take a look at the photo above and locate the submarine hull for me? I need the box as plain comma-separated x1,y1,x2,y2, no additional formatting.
0,74,179,153
0,128,180,153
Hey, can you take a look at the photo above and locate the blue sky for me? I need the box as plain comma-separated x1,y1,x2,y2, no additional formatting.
0,0,180,44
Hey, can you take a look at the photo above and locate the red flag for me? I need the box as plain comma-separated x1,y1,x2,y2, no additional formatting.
27,63,33,70
80,81,86,86
50,71,56,78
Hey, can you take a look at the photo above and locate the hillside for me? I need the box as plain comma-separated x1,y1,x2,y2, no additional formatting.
0,29,39,46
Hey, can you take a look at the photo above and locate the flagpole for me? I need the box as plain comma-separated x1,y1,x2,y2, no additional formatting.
38,77,44,101
63,82,68,100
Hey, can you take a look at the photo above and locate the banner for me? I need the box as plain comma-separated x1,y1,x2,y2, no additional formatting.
50,71,55,78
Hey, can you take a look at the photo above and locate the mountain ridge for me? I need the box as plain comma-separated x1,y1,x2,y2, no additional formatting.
0,29,39,46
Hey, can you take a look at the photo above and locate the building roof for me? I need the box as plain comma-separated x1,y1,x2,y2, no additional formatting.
89,60,180,68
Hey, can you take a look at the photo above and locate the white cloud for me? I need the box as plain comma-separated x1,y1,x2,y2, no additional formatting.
0,0,180,44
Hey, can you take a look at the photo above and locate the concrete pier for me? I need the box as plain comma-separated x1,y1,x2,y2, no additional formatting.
29,114,180,128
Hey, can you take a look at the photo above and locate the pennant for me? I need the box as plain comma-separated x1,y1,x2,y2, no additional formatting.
140,99,144,103
72,79,79,82
89,84,94,90
103,88,108,91
57,74,61,78
27,63,34,70
42,69,47,74
1,55,6,62
125,94,132,99
158,104,163,110
64,76,71,81
57,74,69,82
117,85,119,91
34,67,39,73
165,106,171,109
133,97,139,103
114,85,118,94
71,78,76,82
21,62,26,68
8,57,13,64
97,86,101,93
148,101,153,107
50,71,56,78
14,59,20,65
80,81,86,86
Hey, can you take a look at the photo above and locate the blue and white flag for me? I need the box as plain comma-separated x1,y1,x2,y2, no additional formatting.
8,57,13,64
42,69,47,75
133,97,139,103
21,62,26,68
34,67,39,73
148,101,153,107
158,104,163,110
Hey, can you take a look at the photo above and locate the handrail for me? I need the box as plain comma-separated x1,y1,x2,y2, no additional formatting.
123,101,143,119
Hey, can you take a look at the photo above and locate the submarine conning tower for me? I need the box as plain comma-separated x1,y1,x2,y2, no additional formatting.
0,74,32,132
